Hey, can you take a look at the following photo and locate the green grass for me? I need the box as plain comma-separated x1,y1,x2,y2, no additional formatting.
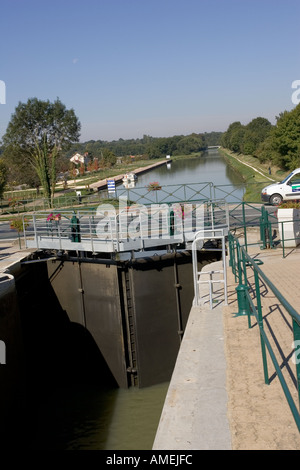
219,148,290,202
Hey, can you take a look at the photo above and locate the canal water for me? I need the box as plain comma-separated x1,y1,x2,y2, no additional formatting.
135,148,244,188
30,149,245,450
117,148,245,203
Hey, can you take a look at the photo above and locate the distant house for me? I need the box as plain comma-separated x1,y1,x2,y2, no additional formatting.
70,152,90,165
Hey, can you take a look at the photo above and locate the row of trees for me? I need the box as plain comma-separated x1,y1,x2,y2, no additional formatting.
221,103,300,170
66,131,222,161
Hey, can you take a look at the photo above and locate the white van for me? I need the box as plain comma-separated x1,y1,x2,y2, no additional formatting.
261,168,300,205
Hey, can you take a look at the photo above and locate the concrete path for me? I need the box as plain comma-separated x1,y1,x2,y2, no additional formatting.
152,302,231,450
0,240,32,275
225,244,300,450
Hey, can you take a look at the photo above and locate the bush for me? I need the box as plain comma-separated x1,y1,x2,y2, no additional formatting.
279,201,300,209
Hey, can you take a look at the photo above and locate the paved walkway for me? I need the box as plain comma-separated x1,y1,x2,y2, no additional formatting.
0,240,33,275
225,241,300,450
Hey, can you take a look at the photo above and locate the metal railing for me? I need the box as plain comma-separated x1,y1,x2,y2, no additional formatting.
2,181,276,218
228,232,300,432
234,205,300,258
192,228,228,308
22,200,230,253
0,181,250,214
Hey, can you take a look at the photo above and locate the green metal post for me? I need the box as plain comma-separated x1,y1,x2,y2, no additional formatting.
228,233,233,268
242,202,246,228
260,206,266,249
235,284,250,318
71,213,81,242
254,269,269,385
281,222,285,258
237,244,243,286
242,248,248,286
292,319,300,408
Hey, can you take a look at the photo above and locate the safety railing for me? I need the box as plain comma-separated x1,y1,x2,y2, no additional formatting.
228,232,300,432
234,205,300,258
192,228,228,308
1,181,248,215
22,200,230,253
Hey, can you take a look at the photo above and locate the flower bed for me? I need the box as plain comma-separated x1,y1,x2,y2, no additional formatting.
146,182,162,191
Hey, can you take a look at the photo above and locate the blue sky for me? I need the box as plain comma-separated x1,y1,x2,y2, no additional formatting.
0,0,299,142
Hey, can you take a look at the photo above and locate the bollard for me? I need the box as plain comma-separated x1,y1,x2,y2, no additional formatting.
71,214,81,242
235,284,250,316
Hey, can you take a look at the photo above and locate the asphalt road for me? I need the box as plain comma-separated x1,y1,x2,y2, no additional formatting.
0,222,18,240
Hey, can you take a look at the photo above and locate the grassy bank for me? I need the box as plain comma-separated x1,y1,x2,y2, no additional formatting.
219,147,289,202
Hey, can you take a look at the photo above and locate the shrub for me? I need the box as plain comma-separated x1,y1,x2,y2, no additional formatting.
278,201,300,209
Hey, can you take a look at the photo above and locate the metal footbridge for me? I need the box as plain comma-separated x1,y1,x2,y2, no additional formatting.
22,199,230,255
20,198,276,310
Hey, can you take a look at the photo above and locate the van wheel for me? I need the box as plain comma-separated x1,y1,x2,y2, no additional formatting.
270,194,282,205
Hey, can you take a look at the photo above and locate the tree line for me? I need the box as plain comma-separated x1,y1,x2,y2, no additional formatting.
221,103,300,170
66,130,222,160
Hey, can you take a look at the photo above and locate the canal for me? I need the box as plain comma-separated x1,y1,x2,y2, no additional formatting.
115,148,245,203
134,148,244,188
29,149,245,450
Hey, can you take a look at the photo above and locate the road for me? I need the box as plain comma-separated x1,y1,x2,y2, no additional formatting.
0,222,18,240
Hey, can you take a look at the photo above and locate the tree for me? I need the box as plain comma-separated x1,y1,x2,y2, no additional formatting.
230,127,246,153
221,122,244,150
2,97,81,207
242,117,272,155
270,104,300,170
176,133,206,154
0,159,7,198
100,148,117,167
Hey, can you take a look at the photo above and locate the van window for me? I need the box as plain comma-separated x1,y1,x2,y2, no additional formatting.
289,175,300,185
280,172,294,183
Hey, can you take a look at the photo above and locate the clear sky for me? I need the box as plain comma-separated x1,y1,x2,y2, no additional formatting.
0,0,299,143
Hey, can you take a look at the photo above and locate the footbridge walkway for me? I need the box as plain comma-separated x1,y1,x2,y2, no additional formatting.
20,198,276,256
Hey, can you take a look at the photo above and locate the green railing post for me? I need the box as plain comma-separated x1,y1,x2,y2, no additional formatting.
292,319,300,408
281,221,286,258
254,269,269,384
71,213,81,242
228,232,233,268
260,205,267,249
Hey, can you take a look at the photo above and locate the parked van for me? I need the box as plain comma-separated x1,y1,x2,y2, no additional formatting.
261,168,300,205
